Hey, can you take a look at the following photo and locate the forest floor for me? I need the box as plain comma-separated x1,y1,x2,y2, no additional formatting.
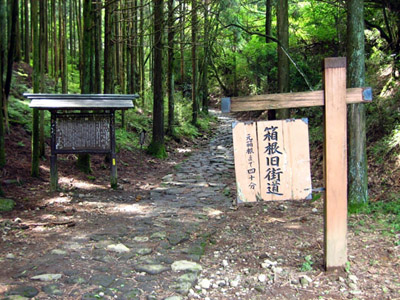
0,107,400,300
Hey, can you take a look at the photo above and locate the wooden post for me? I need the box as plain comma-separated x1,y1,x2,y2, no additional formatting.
50,111,58,191
110,110,117,189
324,57,348,270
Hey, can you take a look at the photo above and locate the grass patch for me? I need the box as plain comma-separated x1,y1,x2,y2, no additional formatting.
351,194,400,244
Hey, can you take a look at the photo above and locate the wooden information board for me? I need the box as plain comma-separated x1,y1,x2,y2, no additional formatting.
232,119,312,203
55,113,111,152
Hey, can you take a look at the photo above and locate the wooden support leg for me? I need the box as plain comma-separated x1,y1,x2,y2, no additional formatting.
50,154,58,191
324,57,348,270
50,111,58,192
110,110,117,189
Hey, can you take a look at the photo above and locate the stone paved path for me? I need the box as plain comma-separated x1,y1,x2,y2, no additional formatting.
2,111,236,300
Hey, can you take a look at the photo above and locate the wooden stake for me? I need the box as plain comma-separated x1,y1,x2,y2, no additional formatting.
324,57,348,270
50,111,58,192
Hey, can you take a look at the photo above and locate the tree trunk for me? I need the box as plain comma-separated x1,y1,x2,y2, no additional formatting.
265,0,272,43
148,0,166,158
191,0,198,125
276,0,290,119
60,0,68,93
52,0,58,90
14,0,21,62
39,0,46,157
201,0,209,113
139,0,145,105
24,0,30,63
0,0,6,167
347,0,368,207
104,0,115,94
78,0,95,174
233,32,238,97
167,0,175,136
94,0,102,94
4,0,19,132
179,0,185,85
31,0,40,177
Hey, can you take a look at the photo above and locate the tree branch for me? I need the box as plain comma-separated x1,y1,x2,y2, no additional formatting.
223,22,314,91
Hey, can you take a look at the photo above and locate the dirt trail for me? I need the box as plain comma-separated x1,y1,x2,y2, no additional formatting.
1,110,399,300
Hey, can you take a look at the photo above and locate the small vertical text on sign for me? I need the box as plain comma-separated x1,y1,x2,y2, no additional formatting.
232,121,261,203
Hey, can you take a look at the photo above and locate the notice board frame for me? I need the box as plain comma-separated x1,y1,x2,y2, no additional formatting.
25,93,136,191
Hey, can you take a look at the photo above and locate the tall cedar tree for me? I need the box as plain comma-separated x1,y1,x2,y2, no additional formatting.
201,0,209,114
31,0,40,177
77,0,95,174
347,0,368,207
191,0,198,125
0,0,6,168
24,0,29,63
276,0,290,119
104,0,115,94
39,0,46,157
167,0,176,136
179,0,185,85
4,0,19,132
148,0,167,158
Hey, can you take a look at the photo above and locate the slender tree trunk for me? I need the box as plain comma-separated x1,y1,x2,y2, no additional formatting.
179,0,185,85
69,0,74,60
347,0,368,207
114,5,120,91
39,0,46,157
0,0,6,168
148,0,166,158
131,0,137,94
233,32,238,97
4,0,19,132
167,0,175,136
276,0,290,119
139,0,145,105
94,0,102,94
14,0,21,62
78,0,95,174
31,0,40,177
43,1,48,73
191,0,198,125
20,0,24,59
201,0,209,113
104,0,115,93
60,0,68,93
265,0,272,43
76,0,83,87
24,0,30,63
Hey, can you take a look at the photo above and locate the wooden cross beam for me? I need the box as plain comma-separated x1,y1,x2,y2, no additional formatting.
222,57,372,271
221,87,372,113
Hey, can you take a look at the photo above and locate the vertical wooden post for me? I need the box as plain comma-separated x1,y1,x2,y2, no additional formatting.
50,111,58,191
324,57,348,270
110,110,117,189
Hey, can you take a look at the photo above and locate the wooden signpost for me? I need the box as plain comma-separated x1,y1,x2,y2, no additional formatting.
222,57,372,270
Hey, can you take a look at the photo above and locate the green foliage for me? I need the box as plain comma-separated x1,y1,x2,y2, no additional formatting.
115,129,137,152
367,93,400,164
300,254,314,272
147,141,167,159
351,194,400,238
172,95,217,139
0,198,15,212
344,261,351,273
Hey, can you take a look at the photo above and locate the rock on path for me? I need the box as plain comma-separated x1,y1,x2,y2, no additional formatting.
1,110,236,300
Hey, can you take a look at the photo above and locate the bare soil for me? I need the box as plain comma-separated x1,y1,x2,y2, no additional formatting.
0,112,399,299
